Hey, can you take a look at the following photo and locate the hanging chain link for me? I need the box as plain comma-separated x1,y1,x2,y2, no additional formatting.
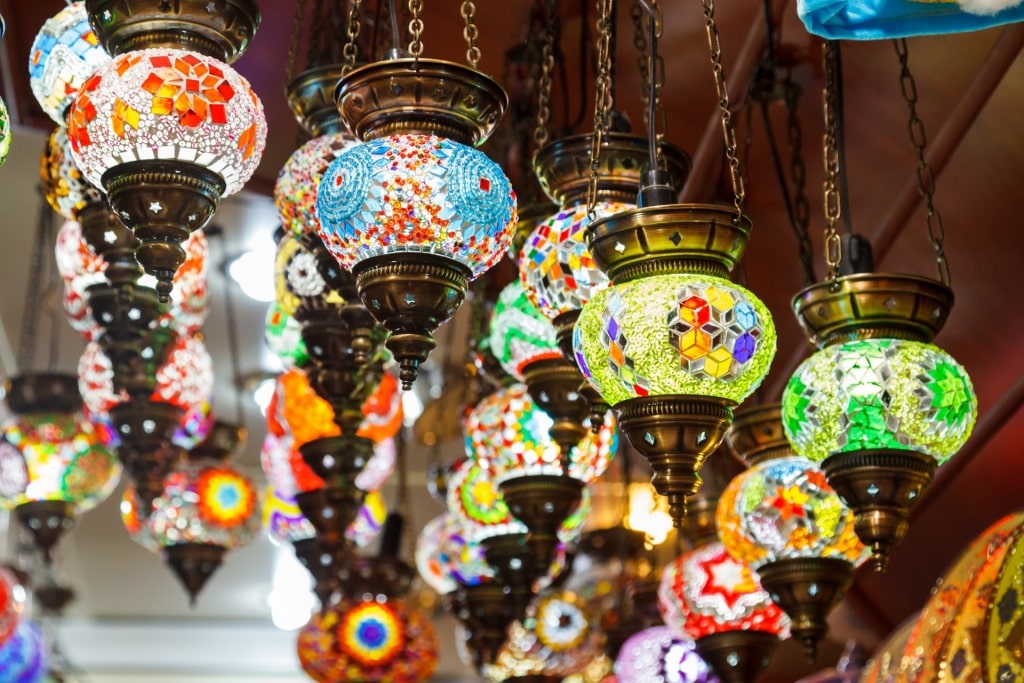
632,1,666,164
285,0,309,85
699,0,745,222
894,38,950,286
341,0,364,76
822,40,843,280
784,74,816,285
461,1,481,67
533,0,558,148
408,0,424,60
587,0,616,219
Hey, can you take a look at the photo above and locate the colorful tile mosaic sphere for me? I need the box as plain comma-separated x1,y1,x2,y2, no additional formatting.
0,412,120,514
122,456,261,552
782,338,977,465
316,134,517,279
0,97,9,168
0,567,23,649
40,126,103,220
0,620,46,683
519,200,633,320
276,132,360,236
263,484,386,549
463,383,616,484
615,626,719,683
297,598,438,683
488,280,562,381
414,512,493,595
575,274,777,406
29,1,111,124
658,542,790,641
264,302,309,370
716,456,867,569
67,48,266,195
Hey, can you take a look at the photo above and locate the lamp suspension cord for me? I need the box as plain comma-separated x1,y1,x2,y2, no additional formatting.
217,232,246,429
893,38,950,287
407,0,424,64
633,0,663,173
586,0,616,221
386,0,402,57
461,1,481,68
18,189,54,374
342,0,365,76
699,0,745,223
533,0,558,149
821,40,843,281
831,43,856,237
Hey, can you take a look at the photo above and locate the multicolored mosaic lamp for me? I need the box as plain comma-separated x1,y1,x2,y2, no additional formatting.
40,126,103,221
414,512,494,596
28,1,111,125
264,302,309,370
615,626,719,683
488,280,562,384
781,274,976,570
0,374,120,563
0,97,9,168
0,567,24,649
275,131,360,238
317,54,517,390
121,421,260,604
66,0,265,299
857,612,918,683
717,404,868,660
0,620,46,683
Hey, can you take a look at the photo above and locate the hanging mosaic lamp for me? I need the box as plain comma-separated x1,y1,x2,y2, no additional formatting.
0,567,25,649
717,404,868,660
781,274,976,570
317,54,518,390
857,611,918,683
66,0,265,300
0,374,120,563
40,127,104,221
264,485,387,550
28,1,111,125
264,302,309,371
121,421,260,604
275,131,360,238
414,512,494,597
615,626,719,683
0,620,47,683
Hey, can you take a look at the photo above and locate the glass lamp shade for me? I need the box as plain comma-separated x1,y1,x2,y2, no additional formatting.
29,1,111,124
78,335,214,419
658,542,790,641
488,280,562,381
40,126,103,220
519,201,634,320
263,485,387,550
275,131,360,236
63,280,101,342
464,383,616,484
574,274,777,406
716,456,868,569
0,98,9,168
316,133,517,279
121,456,261,552
67,48,267,195
782,338,977,464
57,220,210,335
0,412,120,513
615,626,719,683
0,567,24,648
297,598,438,683
264,302,309,370
415,512,494,595
274,231,346,317
0,620,46,683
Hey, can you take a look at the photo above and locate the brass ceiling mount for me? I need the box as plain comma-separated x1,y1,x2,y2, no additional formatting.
162,542,227,606
287,64,347,138
726,403,794,467
615,396,735,526
756,556,855,662
694,630,780,683
521,357,591,457
533,133,691,207
15,500,76,565
499,475,584,579
822,448,935,572
792,273,954,347
86,0,261,62
587,204,752,285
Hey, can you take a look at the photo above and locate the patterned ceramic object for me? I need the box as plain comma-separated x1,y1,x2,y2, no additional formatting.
414,513,494,595
297,598,438,683
0,412,120,513
275,132,360,236
264,302,309,370
575,274,777,406
316,134,517,279
615,626,719,683
464,384,616,484
67,48,266,195
658,542,789,641
782,338,976,465
0,620,46,683
28,2,111,124
488,280,562,381
40,126,103,220
716,456,868,569
519,201,633,320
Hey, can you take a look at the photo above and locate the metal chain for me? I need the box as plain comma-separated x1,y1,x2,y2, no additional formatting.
587,0,616,219
784,77,816,285
18,190,52,373
894,38,950,286
822,40,843,280
533,0,558,148
631,0,666,163
408,0,424,60
461,1,481,67
699,0,745,222
341,0,364,76
285,0,309,85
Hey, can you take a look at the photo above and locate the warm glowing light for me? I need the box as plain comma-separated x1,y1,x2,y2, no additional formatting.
626,483,673,547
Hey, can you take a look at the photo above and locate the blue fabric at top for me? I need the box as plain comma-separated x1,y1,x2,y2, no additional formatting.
797,0,1024,39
